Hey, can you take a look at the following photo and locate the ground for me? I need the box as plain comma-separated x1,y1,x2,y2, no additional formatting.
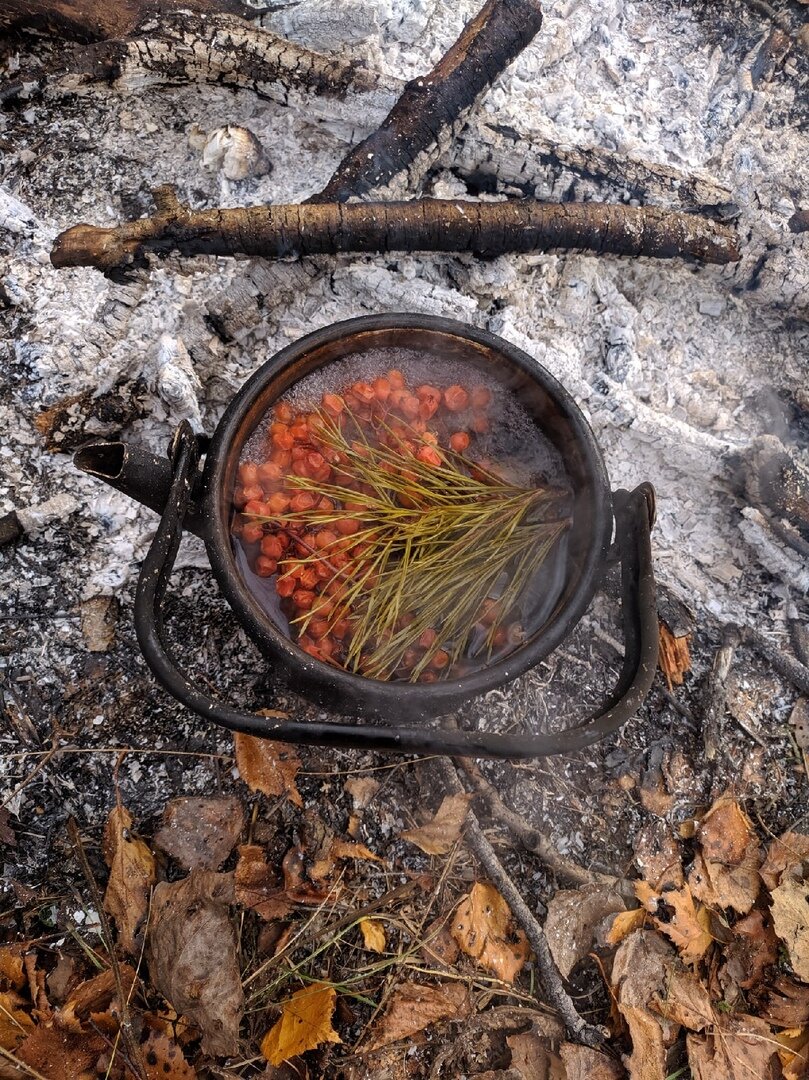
1,1,809,1078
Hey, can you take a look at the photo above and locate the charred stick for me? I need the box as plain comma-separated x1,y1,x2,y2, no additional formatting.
51,189,741,275
737,624,809,696
310,0,544,203
437,758,604,1047
1,11,393,110
702,625,740,762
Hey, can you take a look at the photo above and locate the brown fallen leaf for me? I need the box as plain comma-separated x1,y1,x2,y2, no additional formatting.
721,908,778,991
420,916,460,969
559,1043,625,1080
544,885,627,978
776,1024,809,1080
46,953,79,1005
14,1023,108,1079
234,733,303,807
506,1027,564,1079
606,906,647,946
770,877,809,982
688,844,761,915
0,945,27,991
612,930,678,1080
635,881,713,965
359,918,386,954
345,777,380,810
309,838,382,882
154,796,244,871
281,846,332,904
102,804,157,957
235,844,295,920
652,965,714,1031
141,1027,197,1079
366,980,469,1051
0,989,34,1049
400,793,472,855
261,981,341,1065
760,831,809,891
451,882,530,984
790,698,809,750
687,1014,779,1080
146,870,243,1057
633,819,684,890
659,623,692,690
697,794,754,866
59,964,138,1031
760,975,809,1028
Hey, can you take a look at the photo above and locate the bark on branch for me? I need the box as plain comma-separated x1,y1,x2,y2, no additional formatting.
51,188,741,275
310,0,544,203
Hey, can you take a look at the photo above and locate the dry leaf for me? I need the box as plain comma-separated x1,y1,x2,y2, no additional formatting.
688,844,761,915
366,980,469,1051
721,908,779,991
760,831,809,891
776,1024,809,1080
60,964,138,1030
606,907,646,946
559,1043,625,1080
235,844,295,920
282,846,332,904
652,966,714,1031
761,976,809,1028
770,877,809,982
544,885,626,978
698,795,754,866
261,981,341,1065
634,818,684,889
635,881,713,965
638,768,674,817
612,930,678,1080
687,1014,779,1080
102,804,157,956
154,796,244,871
506,1028,564,1079
309,838,382,882
0,946,27,991
140,1027,197,1079
400,793,472,855
146,870,243,1057
359,918,386,954
658,623,691,689
345,777,380,810
451,882,530,983
420,916,459,969
234,733,303,807
0,990,34,1049
790,698,809,751
14,1024,108,1079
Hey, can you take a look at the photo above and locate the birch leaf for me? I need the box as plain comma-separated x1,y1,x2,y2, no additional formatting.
635,881,713,965
400,793,472,855
366,980,469,1050
102,804,156,956
451,882,530,983
770,878,809,982
234,733,303,807
359,918,386,954
261,982,341,1066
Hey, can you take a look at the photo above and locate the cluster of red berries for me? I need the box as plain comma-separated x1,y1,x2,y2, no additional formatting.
230,369,495,677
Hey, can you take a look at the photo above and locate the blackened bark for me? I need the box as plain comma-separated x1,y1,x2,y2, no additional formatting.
51,188,741,275
310,0,545,203
0,0,251,41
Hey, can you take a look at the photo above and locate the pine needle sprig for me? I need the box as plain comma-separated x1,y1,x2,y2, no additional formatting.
247,405,571,680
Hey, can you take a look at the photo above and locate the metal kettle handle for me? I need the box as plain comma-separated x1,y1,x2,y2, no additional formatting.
135,422,658,760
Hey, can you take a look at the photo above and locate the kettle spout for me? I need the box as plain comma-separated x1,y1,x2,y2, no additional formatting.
74,441,206,538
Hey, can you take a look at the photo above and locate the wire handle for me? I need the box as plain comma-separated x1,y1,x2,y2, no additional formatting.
134,422,658,760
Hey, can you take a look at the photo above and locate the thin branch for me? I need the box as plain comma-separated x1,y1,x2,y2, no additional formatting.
51,187,741,275
457,757,635,902
311,0,544,203
738,624,809,696
437,758,605,1047
702,625,741,762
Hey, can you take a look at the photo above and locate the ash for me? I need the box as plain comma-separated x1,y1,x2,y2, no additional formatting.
1,0,807,892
